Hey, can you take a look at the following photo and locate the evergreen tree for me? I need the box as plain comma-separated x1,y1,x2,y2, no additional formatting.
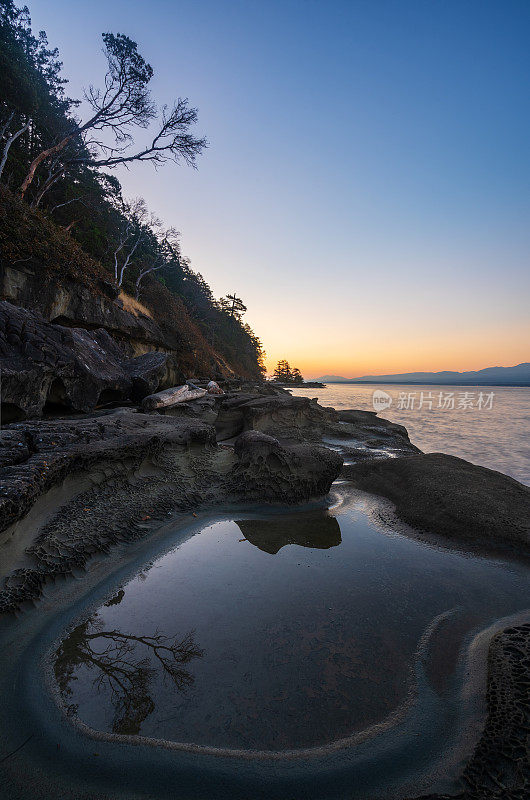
0,1,266,379
273,360,292,382
272,361,304,383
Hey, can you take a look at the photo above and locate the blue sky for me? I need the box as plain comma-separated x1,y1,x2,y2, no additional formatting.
28,0,530,376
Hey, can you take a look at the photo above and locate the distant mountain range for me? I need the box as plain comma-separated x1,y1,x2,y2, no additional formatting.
316,363,530,386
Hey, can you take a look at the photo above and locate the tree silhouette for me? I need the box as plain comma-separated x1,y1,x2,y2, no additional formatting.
291,367,303,384
221,293,247,319
55,608,203,735
272,361,304,384
19,32,207,198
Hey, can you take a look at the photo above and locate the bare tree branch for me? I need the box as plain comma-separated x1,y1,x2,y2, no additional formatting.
0,117,31,180
134,227,179,298
18,34,206,198
0,111,15,141
112,196,148,286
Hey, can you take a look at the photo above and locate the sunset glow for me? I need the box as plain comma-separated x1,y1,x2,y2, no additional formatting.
27,0,530,378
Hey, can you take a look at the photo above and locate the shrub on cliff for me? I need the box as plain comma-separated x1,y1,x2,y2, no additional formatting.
0,1,265,379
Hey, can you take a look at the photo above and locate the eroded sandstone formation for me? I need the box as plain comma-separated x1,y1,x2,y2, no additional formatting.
0,300,180,420
416,623,530,800
0,409,342,613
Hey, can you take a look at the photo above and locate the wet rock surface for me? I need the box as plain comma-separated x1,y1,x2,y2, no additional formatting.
415,623,530,800
343,453,530,557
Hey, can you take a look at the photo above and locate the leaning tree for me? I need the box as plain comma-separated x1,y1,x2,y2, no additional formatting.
220,293,247,319
18,32,207,201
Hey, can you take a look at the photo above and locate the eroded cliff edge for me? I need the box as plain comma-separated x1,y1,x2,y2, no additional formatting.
0,301,529,800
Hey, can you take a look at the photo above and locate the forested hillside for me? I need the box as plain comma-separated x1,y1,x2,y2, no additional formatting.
0,0,265,378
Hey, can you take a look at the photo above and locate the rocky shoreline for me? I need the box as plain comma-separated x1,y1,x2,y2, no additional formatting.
416,620,530,800
1,300,529,799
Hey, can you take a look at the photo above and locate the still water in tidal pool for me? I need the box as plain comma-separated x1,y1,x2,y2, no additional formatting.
55,503,529,751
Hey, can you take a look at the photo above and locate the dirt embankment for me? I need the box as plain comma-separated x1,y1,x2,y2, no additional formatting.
0,187,249,379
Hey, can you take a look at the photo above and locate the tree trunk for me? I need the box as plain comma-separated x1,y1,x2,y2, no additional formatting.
31,169,64,208
135,267,157,299
0,120,31,181
0,111,14,141
141,385,207,411
19,134,72,198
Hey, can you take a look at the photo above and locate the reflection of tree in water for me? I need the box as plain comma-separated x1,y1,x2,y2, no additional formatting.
55,597,203,735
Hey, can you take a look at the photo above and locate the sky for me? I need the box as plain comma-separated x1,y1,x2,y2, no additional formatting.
28,0,530,378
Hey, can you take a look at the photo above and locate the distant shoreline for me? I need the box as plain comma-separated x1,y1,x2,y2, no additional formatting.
307,381,530,388
313,364,530,387
271,381,326,389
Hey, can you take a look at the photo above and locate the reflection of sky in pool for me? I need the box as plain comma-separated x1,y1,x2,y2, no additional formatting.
55,504,529,751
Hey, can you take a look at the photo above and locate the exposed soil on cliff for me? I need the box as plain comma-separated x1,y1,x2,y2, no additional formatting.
0,187,260,379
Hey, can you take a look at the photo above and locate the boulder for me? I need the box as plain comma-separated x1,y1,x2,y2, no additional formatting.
337,408,409,437
343,452,530,556
233,429,284,461
0,301,132,419
215,393,336,440
336,408,419,455
122,352,184,400
207,380,223,395
229,429,343,503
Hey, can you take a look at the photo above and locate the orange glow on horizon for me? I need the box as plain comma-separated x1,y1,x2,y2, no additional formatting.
262,321,530,379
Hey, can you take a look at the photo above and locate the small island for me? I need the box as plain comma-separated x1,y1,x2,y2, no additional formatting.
0,3,528,800
269,359,326,388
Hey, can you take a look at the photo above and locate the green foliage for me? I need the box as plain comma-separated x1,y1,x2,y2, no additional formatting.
0,1,264,378
272,360,304,384
102,32,153,87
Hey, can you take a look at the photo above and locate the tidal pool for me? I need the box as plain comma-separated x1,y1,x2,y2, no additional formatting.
54,499,529,755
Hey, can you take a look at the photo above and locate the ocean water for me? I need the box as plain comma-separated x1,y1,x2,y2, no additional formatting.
290,384,530,485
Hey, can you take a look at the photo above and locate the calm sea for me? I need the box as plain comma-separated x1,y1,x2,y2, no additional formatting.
290,384,530,486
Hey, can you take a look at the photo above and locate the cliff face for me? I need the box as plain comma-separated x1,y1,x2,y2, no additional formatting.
0,188,256,389
0,260,233,368
2,262,163,351
0,299,189,420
